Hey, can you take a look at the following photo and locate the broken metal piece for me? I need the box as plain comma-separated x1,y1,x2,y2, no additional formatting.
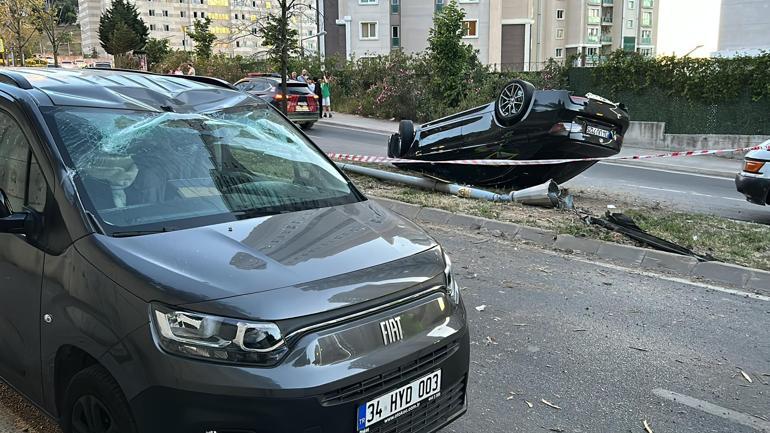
512,180,574,209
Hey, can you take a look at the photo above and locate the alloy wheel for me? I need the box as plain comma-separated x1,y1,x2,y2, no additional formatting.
498,82,526,117
71,395,118,433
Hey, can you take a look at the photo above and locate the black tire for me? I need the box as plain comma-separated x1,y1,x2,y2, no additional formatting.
494,79,535,126
388,133,401,158
61,365,137,433
301,122,315,130
397,120,415,157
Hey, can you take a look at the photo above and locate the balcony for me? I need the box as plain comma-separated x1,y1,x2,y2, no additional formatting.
642,0,653,7
640,36,652,45
587,15,601,25
602,15,613,25
391,37,400,48
587,34,599,44
601,34,613,44
391,3,399,13
602,0,613,4
587,0,601,4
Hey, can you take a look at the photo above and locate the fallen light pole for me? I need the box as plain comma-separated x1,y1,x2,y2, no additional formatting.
337,163,573,208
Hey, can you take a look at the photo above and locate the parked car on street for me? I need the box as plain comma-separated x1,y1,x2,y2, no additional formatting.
88,61,113,68
234,76,319,129
735,142,770,205
388,79,631,189
0,67,469,433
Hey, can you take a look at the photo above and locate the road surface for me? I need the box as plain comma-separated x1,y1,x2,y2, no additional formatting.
1,223,768,433
307,123,770,224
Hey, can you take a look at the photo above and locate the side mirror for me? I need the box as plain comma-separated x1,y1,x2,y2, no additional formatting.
0,189,31,234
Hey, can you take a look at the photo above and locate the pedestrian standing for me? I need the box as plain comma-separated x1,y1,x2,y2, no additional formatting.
313,77,323,118
186,63,196,75
291,71,298,81
174,66,184,75
321,76,332,118
298,69,309,83
307,78,315,93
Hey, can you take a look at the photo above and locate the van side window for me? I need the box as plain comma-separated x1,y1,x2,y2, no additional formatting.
0,111,47,212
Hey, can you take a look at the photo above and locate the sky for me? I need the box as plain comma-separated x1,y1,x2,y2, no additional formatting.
657,0,722,57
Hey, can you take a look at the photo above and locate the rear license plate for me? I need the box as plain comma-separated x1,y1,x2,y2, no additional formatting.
586,125,611,139
296,105,309,112
357,370,441,431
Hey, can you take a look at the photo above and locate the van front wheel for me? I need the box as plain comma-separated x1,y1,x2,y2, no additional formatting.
62,365,137,433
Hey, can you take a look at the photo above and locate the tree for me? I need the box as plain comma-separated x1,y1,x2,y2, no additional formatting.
144,38,170,70
57,0,78,25
98,0,149,67
259,0,301,113
427,0,479,107
0,0,41,66
188,17,216,59
32,0,65,66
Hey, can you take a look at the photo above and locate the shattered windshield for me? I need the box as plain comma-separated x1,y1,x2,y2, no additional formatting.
42,105,359,235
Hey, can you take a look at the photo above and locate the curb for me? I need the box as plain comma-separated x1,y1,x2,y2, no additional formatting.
320,118,395,135
371,196,770,298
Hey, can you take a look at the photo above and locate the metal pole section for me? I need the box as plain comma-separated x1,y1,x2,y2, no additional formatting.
337,163,514,202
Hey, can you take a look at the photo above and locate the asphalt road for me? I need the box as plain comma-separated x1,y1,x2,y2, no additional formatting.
306,123,770,224
1,223,768,433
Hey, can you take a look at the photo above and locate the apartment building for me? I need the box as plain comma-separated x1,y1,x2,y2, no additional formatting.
324,0,658,69
79,0,318,59
715,0,770,57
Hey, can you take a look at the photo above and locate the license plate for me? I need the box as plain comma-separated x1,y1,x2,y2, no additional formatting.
357,370,441,431
586,125,611,139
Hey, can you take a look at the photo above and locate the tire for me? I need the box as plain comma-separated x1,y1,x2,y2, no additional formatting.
388,133,401,158
397,120,415,157
301,122,315,130
61,365,137,433
494,79,535,126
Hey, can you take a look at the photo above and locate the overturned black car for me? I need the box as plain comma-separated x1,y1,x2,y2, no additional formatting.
388,80,630,189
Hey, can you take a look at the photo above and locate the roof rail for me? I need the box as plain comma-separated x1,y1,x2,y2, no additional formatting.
0,71,33,90
85,67,236,90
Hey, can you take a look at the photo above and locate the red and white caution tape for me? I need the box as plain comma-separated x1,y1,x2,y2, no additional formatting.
327,143,770,166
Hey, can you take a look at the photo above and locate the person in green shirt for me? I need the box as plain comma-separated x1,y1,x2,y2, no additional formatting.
320,76,332,118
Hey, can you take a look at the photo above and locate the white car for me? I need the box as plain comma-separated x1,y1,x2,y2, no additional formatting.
735,140,770,205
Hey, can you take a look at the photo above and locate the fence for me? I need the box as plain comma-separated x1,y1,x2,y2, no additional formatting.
568,67,770,135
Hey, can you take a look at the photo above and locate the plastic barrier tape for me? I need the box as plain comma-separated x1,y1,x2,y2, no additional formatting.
327,143,770,166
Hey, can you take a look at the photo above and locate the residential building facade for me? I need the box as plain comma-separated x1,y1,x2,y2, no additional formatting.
715,0,770,57
324,0,659,69
78,0,318,60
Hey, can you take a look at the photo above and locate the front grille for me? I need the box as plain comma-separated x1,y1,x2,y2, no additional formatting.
321,340,460,406
368,376,466,433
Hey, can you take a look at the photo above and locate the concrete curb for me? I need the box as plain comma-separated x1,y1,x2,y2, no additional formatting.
372,197,770,298
320,118,394,135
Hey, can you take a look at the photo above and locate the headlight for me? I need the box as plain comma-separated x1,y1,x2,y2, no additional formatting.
443,250,461,304
150,304,287,366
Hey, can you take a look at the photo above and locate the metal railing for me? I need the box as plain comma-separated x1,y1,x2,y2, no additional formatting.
587,15,601,25
601,35,613,44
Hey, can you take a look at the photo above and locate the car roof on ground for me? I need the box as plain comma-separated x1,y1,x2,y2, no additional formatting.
0,67,259,112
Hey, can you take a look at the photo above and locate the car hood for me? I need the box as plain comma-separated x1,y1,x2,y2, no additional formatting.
75,200,438,314
745,147,770,161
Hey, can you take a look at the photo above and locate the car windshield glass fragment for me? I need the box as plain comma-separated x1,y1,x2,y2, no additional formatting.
44,105,358,233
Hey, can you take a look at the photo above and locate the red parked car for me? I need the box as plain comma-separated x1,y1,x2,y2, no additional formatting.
235,76,319,129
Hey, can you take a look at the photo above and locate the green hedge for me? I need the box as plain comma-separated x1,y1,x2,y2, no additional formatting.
569,52,770,135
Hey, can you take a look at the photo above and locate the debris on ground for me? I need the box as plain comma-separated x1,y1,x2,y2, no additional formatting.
484,336,498,346
629,346,649,352
525,401,534,408
540,399,561,410
643,419,654,433
475,305,487,312
740,370,753,383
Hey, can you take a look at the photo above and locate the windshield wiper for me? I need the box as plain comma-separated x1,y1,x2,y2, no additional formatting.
111,227,176,238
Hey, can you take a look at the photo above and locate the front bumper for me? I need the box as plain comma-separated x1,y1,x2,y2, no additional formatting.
736,173,770,205
116,292,470,433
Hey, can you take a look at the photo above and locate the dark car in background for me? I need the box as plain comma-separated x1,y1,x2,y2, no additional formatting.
0,67,469,433
735,142,770,206
388,79,630,189
235,76,319,129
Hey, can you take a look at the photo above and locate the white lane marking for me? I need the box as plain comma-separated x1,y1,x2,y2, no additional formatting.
652,388,770,432
317,123,392,136
598,161,736,181
619,183,746,202
527,246,770,302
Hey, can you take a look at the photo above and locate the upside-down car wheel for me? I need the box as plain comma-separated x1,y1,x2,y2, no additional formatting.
397,120,415,157
495,79,535,126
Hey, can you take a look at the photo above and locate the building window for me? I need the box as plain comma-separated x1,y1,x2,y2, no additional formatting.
641,29,652,44
163,24,170,31
458,0,479,2
162,10,168,16
180,10,185,17
639,47,653,57
359,0,377,4
556,28,564,39
556,9,565,20
391,25,400,47
626,19,633,28
360,21,378,40
642,11,652,26
193,11,198,17
588,7,600,24
391,0,399,13
462,20,478,38
586,47,598,56
149,24,156,30
435,0,443,13
236,40,241,47
642,0,653,7
148,9,155,16
201,11,205,17
629,0,635,8
555,48,563,58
